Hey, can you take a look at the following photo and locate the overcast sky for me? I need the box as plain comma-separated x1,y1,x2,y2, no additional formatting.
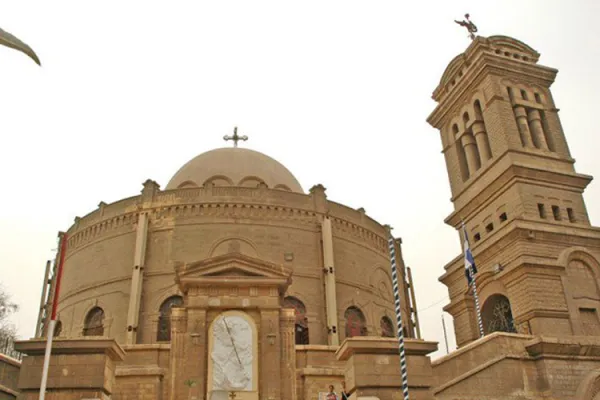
0,1,598,359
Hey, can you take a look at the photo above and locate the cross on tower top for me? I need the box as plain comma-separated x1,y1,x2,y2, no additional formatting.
223,127,248,148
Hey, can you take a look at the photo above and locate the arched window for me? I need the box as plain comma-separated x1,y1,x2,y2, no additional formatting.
481,294,516,334
283,296,309,345
83,307,105,336
453,123,469,182
157,296,184,342
462,111,470,124
380,316,395,338
345,306,367,338
54,320,62,337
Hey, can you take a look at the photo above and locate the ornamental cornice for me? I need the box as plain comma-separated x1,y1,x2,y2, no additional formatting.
65,186,389,255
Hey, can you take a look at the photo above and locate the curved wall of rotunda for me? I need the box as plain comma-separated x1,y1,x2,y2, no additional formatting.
52,148,414,346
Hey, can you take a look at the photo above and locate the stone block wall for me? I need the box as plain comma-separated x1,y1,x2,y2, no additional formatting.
433,333,600,399
0,354,20,400
336,337,438,400
14,338,124,400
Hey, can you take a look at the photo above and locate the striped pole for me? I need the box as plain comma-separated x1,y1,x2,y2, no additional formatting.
471,268,485,337
461,222,485,338
388,236,409,400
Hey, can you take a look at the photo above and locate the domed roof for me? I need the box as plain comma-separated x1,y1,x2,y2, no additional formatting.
166,147,303,193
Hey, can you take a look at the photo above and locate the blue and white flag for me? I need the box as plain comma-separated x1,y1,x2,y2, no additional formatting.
463,224,478,285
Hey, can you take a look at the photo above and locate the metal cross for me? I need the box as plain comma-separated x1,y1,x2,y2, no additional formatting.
228,392,237,399
454,13,478,40
223,127,248,148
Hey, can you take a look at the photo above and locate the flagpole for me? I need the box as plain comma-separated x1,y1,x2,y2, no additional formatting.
387,235,409,400
461,222,484,338
441,314,449,354
39,232,67,400
471,267,484,338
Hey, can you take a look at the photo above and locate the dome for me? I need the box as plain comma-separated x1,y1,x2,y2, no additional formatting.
166,147,303,193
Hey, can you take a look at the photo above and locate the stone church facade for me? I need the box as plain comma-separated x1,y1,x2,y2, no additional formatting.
3,33,600,400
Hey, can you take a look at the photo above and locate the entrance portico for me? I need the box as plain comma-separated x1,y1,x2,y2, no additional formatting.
169,252,296,400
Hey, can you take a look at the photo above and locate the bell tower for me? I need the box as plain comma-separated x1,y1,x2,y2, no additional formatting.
428,35,600,347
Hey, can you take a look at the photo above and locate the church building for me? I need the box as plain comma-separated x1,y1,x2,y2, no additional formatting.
4,32,600,400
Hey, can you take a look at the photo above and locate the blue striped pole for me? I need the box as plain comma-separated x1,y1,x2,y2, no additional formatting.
388,236,409,400
471,268,485,337
462,222,485,338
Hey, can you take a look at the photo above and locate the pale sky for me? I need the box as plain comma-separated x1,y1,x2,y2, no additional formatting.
0,1,598,359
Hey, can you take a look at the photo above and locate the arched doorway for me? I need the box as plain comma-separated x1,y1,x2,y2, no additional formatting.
283,296,309,344
482,294,516,334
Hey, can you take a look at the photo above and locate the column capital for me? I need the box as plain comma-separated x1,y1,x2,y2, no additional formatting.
460,133,476,146
527,108,542,121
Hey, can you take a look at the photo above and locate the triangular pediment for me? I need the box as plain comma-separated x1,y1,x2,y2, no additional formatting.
173,252,292,291
203,268,263,278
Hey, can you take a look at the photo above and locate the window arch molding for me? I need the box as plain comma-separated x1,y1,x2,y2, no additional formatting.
380,315,395,338
54,320,63,337
344,306,368,338
157,295,184,342
80,300,112,337
83,306,105,336
575,369,600,400
481,293,516,334
283,295,309,345
558,247,600,274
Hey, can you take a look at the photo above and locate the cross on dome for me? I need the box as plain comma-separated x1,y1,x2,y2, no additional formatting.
223,127,248,148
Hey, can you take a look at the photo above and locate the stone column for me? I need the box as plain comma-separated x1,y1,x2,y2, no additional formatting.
280,308,297,400
450,299,480,347
321,216,340,346
169,307,188,400
472,121,492,162
126,211,149,344
528,109,549,150
460,134,480,175
260,310,282,400
186,308,207,400
514,106,533,148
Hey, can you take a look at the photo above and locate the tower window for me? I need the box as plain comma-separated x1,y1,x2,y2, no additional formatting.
499,212,508,222
552,205,561,221
538,203,546,219
486,223,494,233
567,208,576,223
473,233,481,242
534,93,542,103
520,89,528,100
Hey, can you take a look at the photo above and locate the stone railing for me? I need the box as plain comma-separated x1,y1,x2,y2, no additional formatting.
431,332,533,391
